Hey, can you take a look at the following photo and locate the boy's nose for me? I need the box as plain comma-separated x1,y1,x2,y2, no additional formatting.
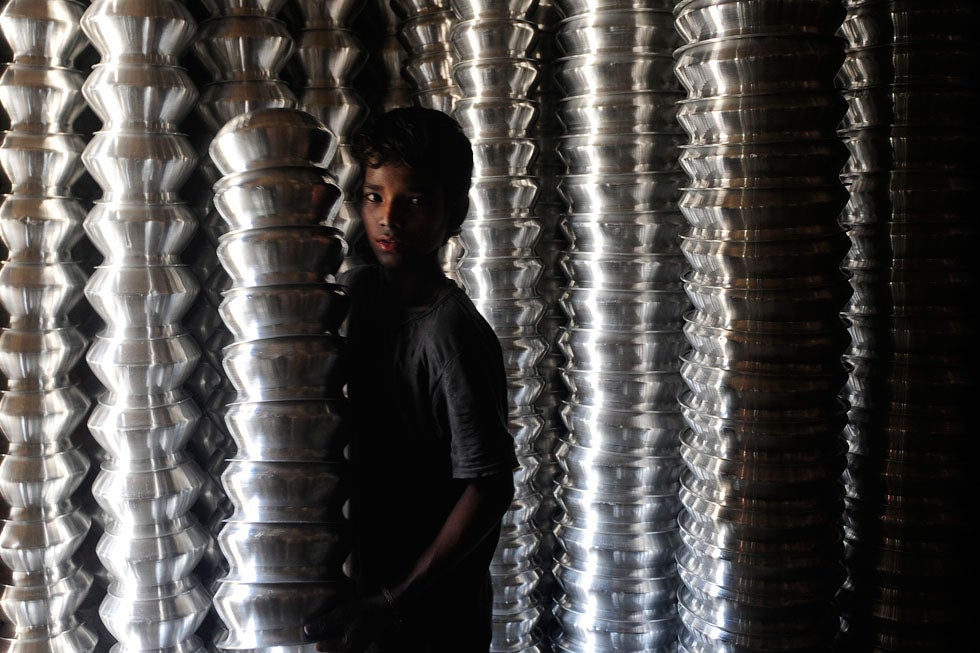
378,203,403,229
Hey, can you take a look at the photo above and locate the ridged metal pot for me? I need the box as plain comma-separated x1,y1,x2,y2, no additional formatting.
78,1,210,650
673,1,851,651
210,107,351,652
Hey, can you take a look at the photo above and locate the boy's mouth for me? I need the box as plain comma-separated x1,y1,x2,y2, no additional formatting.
375,238,402,253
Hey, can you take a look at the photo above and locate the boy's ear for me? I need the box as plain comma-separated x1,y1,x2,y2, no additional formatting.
445,195,469,238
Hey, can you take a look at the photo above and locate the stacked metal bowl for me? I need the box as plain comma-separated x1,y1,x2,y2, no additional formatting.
551,2,688,652
186,0,300,599
448,1,555,651
672,1,852,651
373,0,414,112
393,0,462,113
836,1,977,650
0,1,96,650
79,0,213,649
285,0,370,242
208,107,351,651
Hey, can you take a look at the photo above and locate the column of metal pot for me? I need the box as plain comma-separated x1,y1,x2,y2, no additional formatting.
208,107,351,652
78,0,212,650
284,0,369,246
551,2,687,652
373,0,414,112
0,1,96,650
449,2,552,652
184,0,299,600
526,0,565,643
836,2,977,650
672,2,852,651
394,0,462,113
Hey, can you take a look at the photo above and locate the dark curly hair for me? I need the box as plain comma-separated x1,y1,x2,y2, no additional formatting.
351,106,473,238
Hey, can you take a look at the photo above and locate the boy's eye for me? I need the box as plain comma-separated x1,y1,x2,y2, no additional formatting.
408,196,426,206
362,191,381,203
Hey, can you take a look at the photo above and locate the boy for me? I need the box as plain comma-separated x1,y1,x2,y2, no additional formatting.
305,107,518,652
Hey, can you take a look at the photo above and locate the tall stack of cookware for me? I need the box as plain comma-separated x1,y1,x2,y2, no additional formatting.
551,1,688,652
286,0,368,242
187,2,309,614
449,1,553,651
209,107,350,651
672,1,852,651
836,1,976,650
373,0,413,112
79,0,211,649
394,0,462,114
0,0,95,650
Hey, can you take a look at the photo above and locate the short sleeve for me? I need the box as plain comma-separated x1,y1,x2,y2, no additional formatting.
436,345,518,479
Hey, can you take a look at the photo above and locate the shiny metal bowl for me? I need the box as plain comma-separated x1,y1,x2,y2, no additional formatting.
560,368,687,419
680,185,847,230
674,0,846,43
210,107,337,175
680,230,850,281
221,458,347,523
100,576,209,649
212,579,348,648
557,327,687,373
556,53,678,95
196,79,297,133
453,0,536,20
559,285,690,331
223,398,349,462
86,331,200,396
92,454,206,526
0,0,87,65
84,265,198,329
468,175,540,216
560,171,684,214
557,91,683,135
219,283,349,340
193,14,294,83
457,213,542,258
456,255,544,298
560,401,683,455
556,600,679,652
96,514,208,586
82,63,198,130
82,131,197,201
452,18,537,59
218,520,349,582
294,27,368,87
561,210,686,255
87,389,199,460
453,58,539,98
216,225,348,287
560,251,687,290
557,8,679,55
84,201,198,262
471,137,538,177
222,335,346,402
678,140,849,189
453,97,539,139
212,167,343,232
677,91,845,146
673,34,844,99
79,0,196,64
558,132,683,175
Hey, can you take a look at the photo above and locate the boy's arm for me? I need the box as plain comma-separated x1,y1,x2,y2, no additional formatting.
390,470,515,608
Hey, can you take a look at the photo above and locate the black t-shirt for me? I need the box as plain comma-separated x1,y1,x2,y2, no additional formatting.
339,264,517,652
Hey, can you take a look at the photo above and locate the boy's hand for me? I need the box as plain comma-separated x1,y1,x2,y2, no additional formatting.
304,592,391,653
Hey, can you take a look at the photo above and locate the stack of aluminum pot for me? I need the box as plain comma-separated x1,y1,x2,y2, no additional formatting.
836,1,977,650
394,0,462,113
209,107,351,652
672,1,852,651
286,0,369,242
0,0,95,649
185,0,299,604
450,1,554,651
551,1,688,651
79,0,211,649
373,0,414,112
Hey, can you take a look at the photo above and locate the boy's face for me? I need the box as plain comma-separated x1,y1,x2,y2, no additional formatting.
360,161,450,270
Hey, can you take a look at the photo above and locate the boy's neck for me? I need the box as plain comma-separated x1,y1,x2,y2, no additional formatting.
381,261,449,310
